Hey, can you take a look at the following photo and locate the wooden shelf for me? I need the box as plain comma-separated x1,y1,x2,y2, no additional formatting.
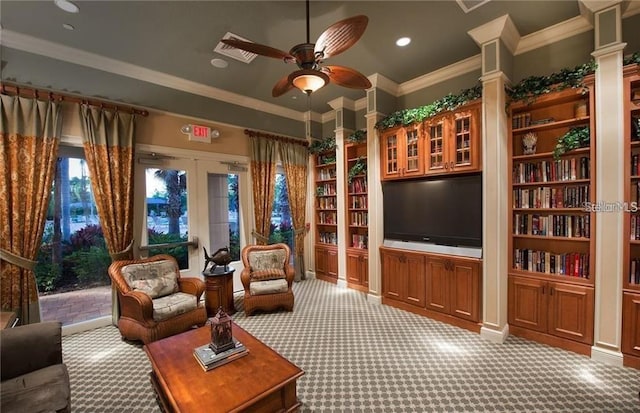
513,116,590,134
513,208,586,212
513,234,590,242
513,179,590,187
509,269,593,285
513,147,589,161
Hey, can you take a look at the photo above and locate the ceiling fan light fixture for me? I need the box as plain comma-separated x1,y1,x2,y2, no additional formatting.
289,70,329,95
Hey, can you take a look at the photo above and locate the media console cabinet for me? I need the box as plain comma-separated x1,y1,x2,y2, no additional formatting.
380,246,482,332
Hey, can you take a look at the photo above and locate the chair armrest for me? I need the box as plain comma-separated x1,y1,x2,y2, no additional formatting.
0,321,63,381
118,291,154,324
178,277,205,299
241,269,252,292
284,264,295,286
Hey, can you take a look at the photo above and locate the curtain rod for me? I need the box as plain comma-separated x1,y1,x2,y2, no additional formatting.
244,129,309,147
0,82,149,117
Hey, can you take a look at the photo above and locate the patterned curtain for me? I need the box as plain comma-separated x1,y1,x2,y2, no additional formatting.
79,105,136,324
279,141,308,281
249,136,277,245
0,95,62,324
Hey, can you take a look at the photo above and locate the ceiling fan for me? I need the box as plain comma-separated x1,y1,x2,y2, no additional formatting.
221,0,372,97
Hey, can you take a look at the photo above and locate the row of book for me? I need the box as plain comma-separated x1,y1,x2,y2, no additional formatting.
513,249,590,278
193,339,249,372
349,195,368,209
317,212,337,224
350,212,368,227
512,112,532,129
317,197,336,210
513,213,590,238
316,183,336,196
319,231,337,244
351,234,368,249
630,215,640,240
628,258,640,285
317,168,336,180
630,154,640,176
513,185,590,209
630,181,640,204
349,177,367,194
513,157,590,183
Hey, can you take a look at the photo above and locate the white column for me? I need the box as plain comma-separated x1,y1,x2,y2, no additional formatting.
584,0,626,366
480,71,510,343
366,112,384,304
335,127,349,288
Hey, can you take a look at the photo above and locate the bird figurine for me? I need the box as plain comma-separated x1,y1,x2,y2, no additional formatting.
203,246,232,273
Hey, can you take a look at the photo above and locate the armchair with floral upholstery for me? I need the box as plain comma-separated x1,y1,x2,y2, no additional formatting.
108,254,208,343
241,243,295,316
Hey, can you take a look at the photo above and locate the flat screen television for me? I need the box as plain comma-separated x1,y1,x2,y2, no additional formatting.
382,174,482,248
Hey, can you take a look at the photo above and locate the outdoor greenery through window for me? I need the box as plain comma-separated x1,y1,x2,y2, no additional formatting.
36,157,109,294
270,172,293,254
146,168,189,269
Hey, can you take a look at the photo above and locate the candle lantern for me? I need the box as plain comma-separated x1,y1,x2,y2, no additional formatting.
210,307,234,354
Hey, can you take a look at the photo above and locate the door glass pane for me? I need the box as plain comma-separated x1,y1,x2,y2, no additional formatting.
270,172,294,255
207,173,240,262
146,168,189,269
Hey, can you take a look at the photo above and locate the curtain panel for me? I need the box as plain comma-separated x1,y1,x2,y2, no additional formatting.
79,105,136,324
249,136,277,245
279,142,308,281
0,95,62,324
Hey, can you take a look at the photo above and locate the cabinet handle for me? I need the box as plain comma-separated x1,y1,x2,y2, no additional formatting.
549,287,554,296
445,163,449,170
541,286,545,295
450,161,455,169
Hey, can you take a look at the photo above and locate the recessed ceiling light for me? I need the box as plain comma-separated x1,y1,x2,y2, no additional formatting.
396,37,411,47
54,0,79,13
210,58,228,68
62,23,75,30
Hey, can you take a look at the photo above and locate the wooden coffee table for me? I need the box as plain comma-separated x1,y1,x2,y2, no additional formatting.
144,322,304,413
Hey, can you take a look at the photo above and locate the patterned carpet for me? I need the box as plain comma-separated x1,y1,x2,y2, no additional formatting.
62,278,640,412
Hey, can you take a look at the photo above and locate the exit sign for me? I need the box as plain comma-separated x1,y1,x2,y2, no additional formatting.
185,124,211,143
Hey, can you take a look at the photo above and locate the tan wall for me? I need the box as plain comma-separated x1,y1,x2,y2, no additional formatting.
59,102,249,157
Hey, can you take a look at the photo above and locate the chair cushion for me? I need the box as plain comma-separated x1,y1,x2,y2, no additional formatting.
152,292,198,322
248,249,287,280
250,278,288,296
121,259,179,299
1,364,70,413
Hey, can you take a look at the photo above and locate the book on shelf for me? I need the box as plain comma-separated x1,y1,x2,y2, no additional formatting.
513,248,589,278
193,338,249,372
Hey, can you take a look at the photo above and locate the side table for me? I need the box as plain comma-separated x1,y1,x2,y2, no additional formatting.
202,266,236,317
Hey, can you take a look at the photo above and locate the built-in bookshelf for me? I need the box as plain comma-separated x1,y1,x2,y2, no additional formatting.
345,141,368,291
622,64,640,369
508,79,596,355
314,149,338,283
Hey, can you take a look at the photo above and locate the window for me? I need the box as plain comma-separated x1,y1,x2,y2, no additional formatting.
269,171,294,255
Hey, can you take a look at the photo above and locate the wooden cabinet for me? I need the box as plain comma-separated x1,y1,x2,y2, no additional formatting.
508,275,594,346
381,247,482,331
508,78,596,355
380,248,425,307
315,245,338,283
380,124,424,180
314,147,338,283
623,65,640,369
424,103,481,175
425,255,481,322
345,141,369,292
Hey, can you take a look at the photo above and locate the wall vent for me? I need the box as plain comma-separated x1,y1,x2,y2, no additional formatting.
214,32,258,64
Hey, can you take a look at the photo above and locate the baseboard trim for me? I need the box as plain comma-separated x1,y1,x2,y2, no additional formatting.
62,316,112,336
305,270,316,280
367,294,382,305
591,346,624,367
336,279,347,289
480,324,509,344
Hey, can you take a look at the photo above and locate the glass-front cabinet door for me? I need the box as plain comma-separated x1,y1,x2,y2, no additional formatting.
402,124,424,178
450,106,480,173
380,128,401,180
425,116,447,174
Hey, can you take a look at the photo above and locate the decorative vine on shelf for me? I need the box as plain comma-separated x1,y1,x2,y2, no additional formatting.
348,158,367,184
308,136,336,154
506,60,597,105
623,51,640,66
552,126,590,160
347,129,367,143
375,84,482,131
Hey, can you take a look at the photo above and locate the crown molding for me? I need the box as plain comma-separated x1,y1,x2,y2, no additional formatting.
398,54,482,96
516,15,593,55
579,0,622,13
468,14,521,54
1,29,310,123
327,97,356,111
355,97,367,112
321,111,336,124
368,73,399,96
623,0,640,16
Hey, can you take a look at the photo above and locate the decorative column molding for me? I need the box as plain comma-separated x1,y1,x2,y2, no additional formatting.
365,95,385,304
479,70,511,344
589,1,626,365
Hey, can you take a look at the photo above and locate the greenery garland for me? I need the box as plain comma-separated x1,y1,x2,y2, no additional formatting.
506,60,597,104
552,126,590,160
347,129,367,143
347,158,367,183
375,84,482,131
624,51,640,66
308,136,336,154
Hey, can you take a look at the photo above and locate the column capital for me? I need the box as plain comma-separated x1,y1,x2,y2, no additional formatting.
480,71,511,85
